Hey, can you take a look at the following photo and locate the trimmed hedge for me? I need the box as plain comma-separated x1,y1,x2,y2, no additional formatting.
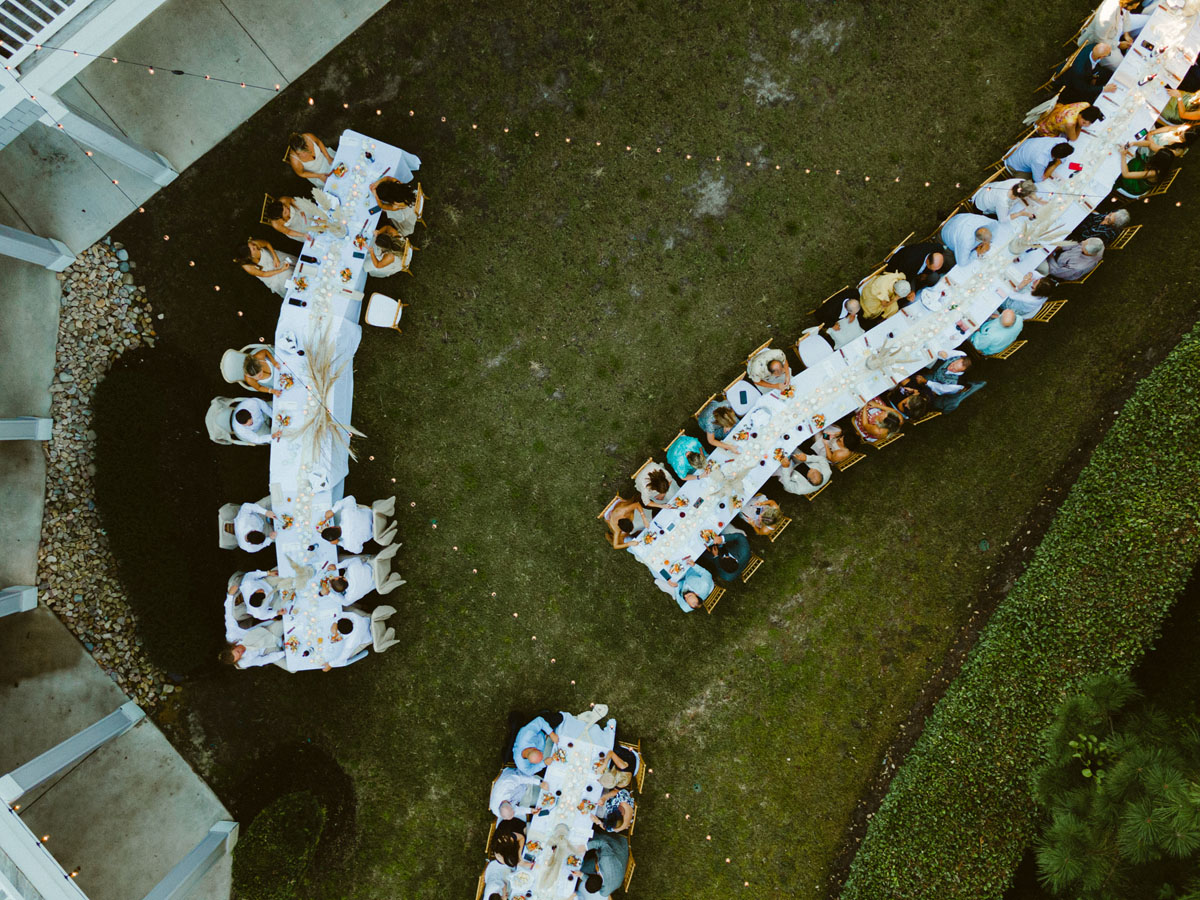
842,322,1200,898
232,791,326,900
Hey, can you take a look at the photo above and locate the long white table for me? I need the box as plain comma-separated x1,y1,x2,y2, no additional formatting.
261,129,416,670
508,714,616,900
631,3,1200,592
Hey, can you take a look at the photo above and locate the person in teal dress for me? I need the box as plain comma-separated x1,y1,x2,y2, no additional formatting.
666,434,707,480
970,309,1023,356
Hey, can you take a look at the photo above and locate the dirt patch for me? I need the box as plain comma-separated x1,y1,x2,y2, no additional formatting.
745,51,795,105
821,317,1200,897
685,171,732,218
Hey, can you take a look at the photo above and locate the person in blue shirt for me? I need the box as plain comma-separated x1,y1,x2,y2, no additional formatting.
575,833,630,898
513,715,559,775
970,309,1023,356
666,433,707,480
669,565,713,613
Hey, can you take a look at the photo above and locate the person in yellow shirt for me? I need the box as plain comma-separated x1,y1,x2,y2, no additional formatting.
859,271,912,320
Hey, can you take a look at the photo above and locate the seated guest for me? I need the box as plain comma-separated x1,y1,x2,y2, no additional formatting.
940,213,1000,265
1116,145,1176,199
1057,42,1117,104
971,178,1039,222
320,551,400,605
603,496,651,550
970,309,1024,356
636,462,679,508
1034,102,1105,140
577,834,630,899
887,376,931,420
739,493,784,536
286,132,334,186
1158,88,1200,126
369,177,419,235
924,351,985,413
825,297,865,349
234,239,296,297
747,348,792,391
243,348,283,397
1001,272,1047,319
226,569,282,620
852,397,904,444
811,424,854,464
699,531,751,584
697,398,741,451
320,608,376,671
513,714,560,775
489,768,543,821
264,196,327,241
1069,208,1130,246
492,819,527,867
889,242,952,290
234,500,276,552
1038,237,1104,283
591,789,635,834
230,397,278,444
666,433,709,481
1128,123,1192,155
775,449,832,496
483,859,514,900
1005,137,1074,183
669,564,714,613
858,271,911,321
367,225,408,277
319,495,397,553
220,597,286,669
815,286,860,330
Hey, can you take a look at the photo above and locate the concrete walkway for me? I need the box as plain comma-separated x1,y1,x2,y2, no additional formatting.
0,0,388,253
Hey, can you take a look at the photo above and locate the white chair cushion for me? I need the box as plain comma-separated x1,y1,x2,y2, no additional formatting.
365,294,400,328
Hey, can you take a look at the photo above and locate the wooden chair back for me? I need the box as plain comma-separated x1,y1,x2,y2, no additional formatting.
703,585,726,614
414,183,427,225
1029,299,1068,324
878,230,916,269
911,410,942,426
1109,224,1142,249
630,458,656,483
623,849,636,892
664,428,687,454
597,494,622,521
808,284,852,317
803,481,831,502
871,431,905,450
990,339,1028,360
743,339,772,368
692,393,718,421
1148,168,1182,196
835,451,866,472
767,515,793,542
741,555,764,584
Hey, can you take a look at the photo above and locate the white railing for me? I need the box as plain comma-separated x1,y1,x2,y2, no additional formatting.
0,0,95,69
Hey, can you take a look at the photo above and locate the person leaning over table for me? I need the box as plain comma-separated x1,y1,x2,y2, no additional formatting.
234,238,296,298
1005,137,1074,184
286,132,334,186
636,462,679,508
227,569,282,620
852,397,904,445
940,213,999,266
489,768,544,822
699,531,752,584
669,564,714,613
234,501,277,552
1037,237,1105,283
858,271,911,321
492,818,527,867
317,555,373,605
603,496,651,550
319,494,396,554
810,423,854,465
229,397,281,444
591,788,635,834
1128,123,1192,156
369,177,419,236
1034,101,1105,141
264,196,323,242
924,350,985,413
319,608,373,672
747,347,792,391
697,397,741,451
775,448,833,496
513,714,560,775
739,493,783,537
1069,208,1130,247
970,308,1024,357
367,225,407,277
483,859,514,900
888,242,952,291
576,834,630,899
971,178,1039,222
243,348,283,397
666,433,711,481
1115,145,1175,199
599,742,641,782
1001,272,1047,320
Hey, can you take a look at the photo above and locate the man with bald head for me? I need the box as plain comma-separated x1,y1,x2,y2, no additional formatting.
940,213,1002,265
889,241,953,290
513,713,561,775
1060,42,1119,104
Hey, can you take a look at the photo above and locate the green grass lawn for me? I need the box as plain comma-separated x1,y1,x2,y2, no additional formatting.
97,0,1200,897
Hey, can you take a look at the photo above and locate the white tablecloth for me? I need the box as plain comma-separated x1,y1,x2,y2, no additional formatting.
508,714,616,900
631,4,1200,592
262,129,417,670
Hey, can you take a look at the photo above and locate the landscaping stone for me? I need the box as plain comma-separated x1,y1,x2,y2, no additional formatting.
36,240,166,710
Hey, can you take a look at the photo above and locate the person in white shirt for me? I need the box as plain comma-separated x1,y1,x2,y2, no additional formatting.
319,555,386,606
1000,271,1047,319
320,609,372,671
230,398,278,445
482,860,514,900
226,569,284,620
939,213,1001,266
489,769,543,822
1005,137,1074,183
972,178,1039,221
774,449,833,496
221,594,287,669
235,502,277,552
318,495,395,554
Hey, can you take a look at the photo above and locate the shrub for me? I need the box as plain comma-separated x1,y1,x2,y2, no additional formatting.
842,322,1200,898
232,791,326,900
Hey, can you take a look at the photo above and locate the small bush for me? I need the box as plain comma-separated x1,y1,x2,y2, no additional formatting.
842,321,1200,898
232,791,326,900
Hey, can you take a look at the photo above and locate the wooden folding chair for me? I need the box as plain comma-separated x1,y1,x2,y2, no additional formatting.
926,201,969,242
741,555,764,584
626,801,639,837
1148,168,1182,197
413,182,428,226
1063,10,1095,46
631,458,656,484
835,451,866,471
704,586,726,614
808,284,852,317
743,339,773,369
1109,224,1142,249
911,410,942,426
871,431,905,450
692,393,719,420
259,193,276,224
398,238,417,275
619,739,647,793
485,820,496,860
1036,45,1084,93
474,871,486,900
597,494,621,522
878,230,915,269
804,480,831,501
990,339,1028,360
856,263,887,291
1029,298,1068,324
623,849,636,892
664,428,687,454
1074,258,1103,284
768,515,792,542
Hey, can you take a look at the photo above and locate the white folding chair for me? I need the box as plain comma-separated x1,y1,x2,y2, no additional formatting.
794,326,835,368
205,397,254,446
364,293,407,331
